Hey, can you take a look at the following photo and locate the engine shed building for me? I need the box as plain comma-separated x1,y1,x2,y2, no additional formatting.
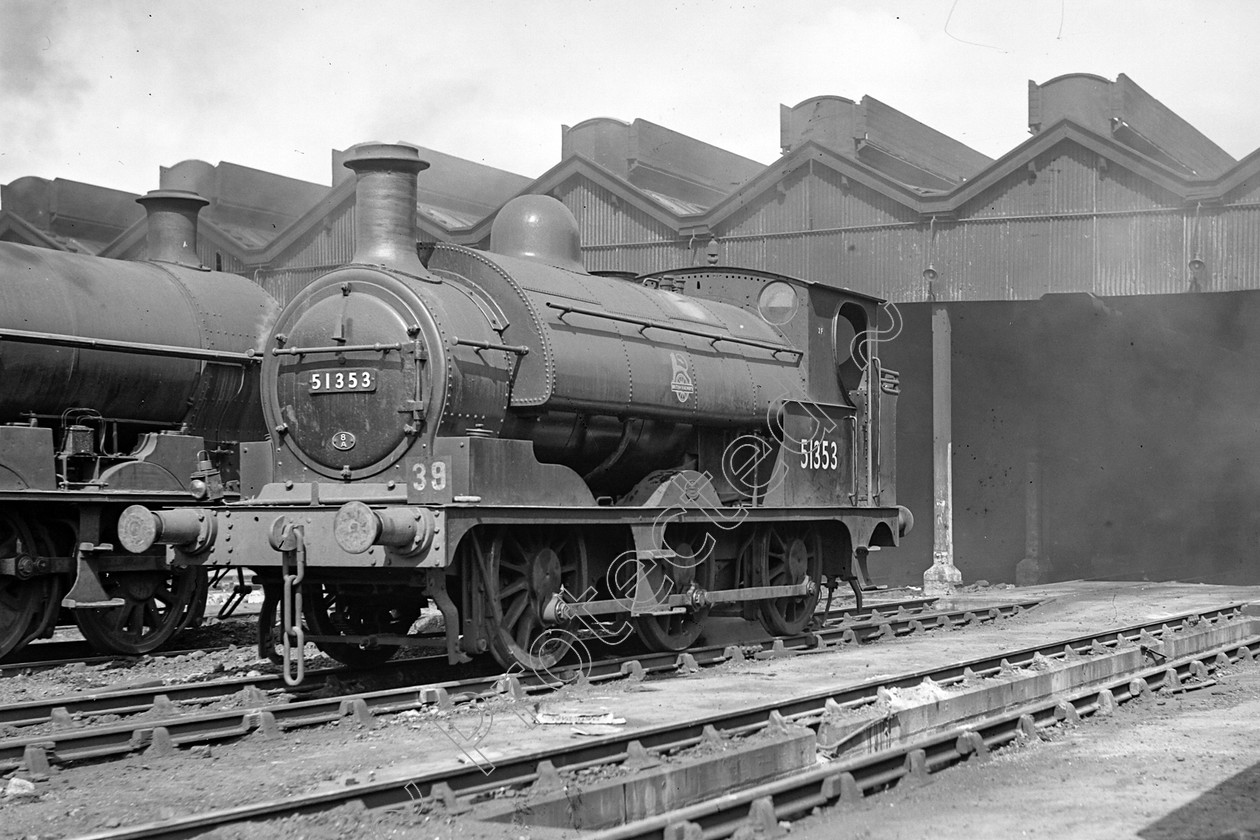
5,72,1258,591
462,73,1260,591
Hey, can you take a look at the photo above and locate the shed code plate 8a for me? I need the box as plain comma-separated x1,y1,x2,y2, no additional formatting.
309,370,377,394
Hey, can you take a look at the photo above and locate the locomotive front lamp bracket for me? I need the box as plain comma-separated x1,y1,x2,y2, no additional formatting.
189,450,224,501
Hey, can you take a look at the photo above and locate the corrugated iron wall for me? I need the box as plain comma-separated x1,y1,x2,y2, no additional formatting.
556,178,695,273
202,243,247,275
1212,204,1260,291
705,163,922,299
254,265,331,305
254,202,357,304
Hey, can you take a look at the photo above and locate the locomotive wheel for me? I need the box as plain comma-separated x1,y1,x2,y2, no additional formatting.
633,524,716,652
74,565,204,655
753,523,823,636
0,513,60,660
0,577,54,660
471,527,588,672
16,518,65,646
301,582,421,667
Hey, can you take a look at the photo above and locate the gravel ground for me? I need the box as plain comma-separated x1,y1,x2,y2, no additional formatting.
0,580,1257,839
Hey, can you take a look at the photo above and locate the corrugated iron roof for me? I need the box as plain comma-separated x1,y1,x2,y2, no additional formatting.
213,221,274,249
1029,74,1236,179
641,189,707,216
418,202,481,230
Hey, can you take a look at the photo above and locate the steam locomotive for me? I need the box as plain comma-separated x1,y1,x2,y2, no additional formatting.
120,142,912,682
0,190,279,660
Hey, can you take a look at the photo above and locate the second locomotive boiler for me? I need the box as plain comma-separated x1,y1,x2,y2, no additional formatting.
122,142,911,681
0,188,279,660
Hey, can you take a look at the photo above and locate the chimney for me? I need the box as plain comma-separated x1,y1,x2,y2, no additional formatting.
343,142,429,275
135,189,209,268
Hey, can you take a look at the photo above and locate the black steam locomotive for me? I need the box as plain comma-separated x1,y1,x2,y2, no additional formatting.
120,142,911,682
0,190,279,660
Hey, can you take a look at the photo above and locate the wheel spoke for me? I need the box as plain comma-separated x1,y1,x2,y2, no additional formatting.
474,528,588,670
505,534,528,561
515,609,538,648
633,524,715,653
299,582,412,666
502,591,528,630
754,526,822,636
73,567,202,656
500,578,528,598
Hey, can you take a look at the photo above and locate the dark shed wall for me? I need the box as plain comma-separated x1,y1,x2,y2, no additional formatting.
879,302,1033,587
880,292,1260,589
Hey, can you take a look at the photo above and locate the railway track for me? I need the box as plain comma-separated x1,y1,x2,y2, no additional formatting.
0,597,933,676
0,641,240,677
62,601,1253,840
0,598,1028,772
590,619,1259,840
0,606,266,675
0,596,939,729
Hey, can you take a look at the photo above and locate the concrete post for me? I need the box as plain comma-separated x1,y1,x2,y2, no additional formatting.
924,303,962,595
1015,446,1044,585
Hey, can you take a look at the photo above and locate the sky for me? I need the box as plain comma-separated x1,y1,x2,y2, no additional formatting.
2,0,1258,196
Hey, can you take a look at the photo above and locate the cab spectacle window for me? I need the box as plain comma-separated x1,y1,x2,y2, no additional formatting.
757,281,798,326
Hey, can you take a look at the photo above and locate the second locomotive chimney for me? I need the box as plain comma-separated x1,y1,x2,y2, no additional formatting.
343,142,429,275
136,189,209,268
